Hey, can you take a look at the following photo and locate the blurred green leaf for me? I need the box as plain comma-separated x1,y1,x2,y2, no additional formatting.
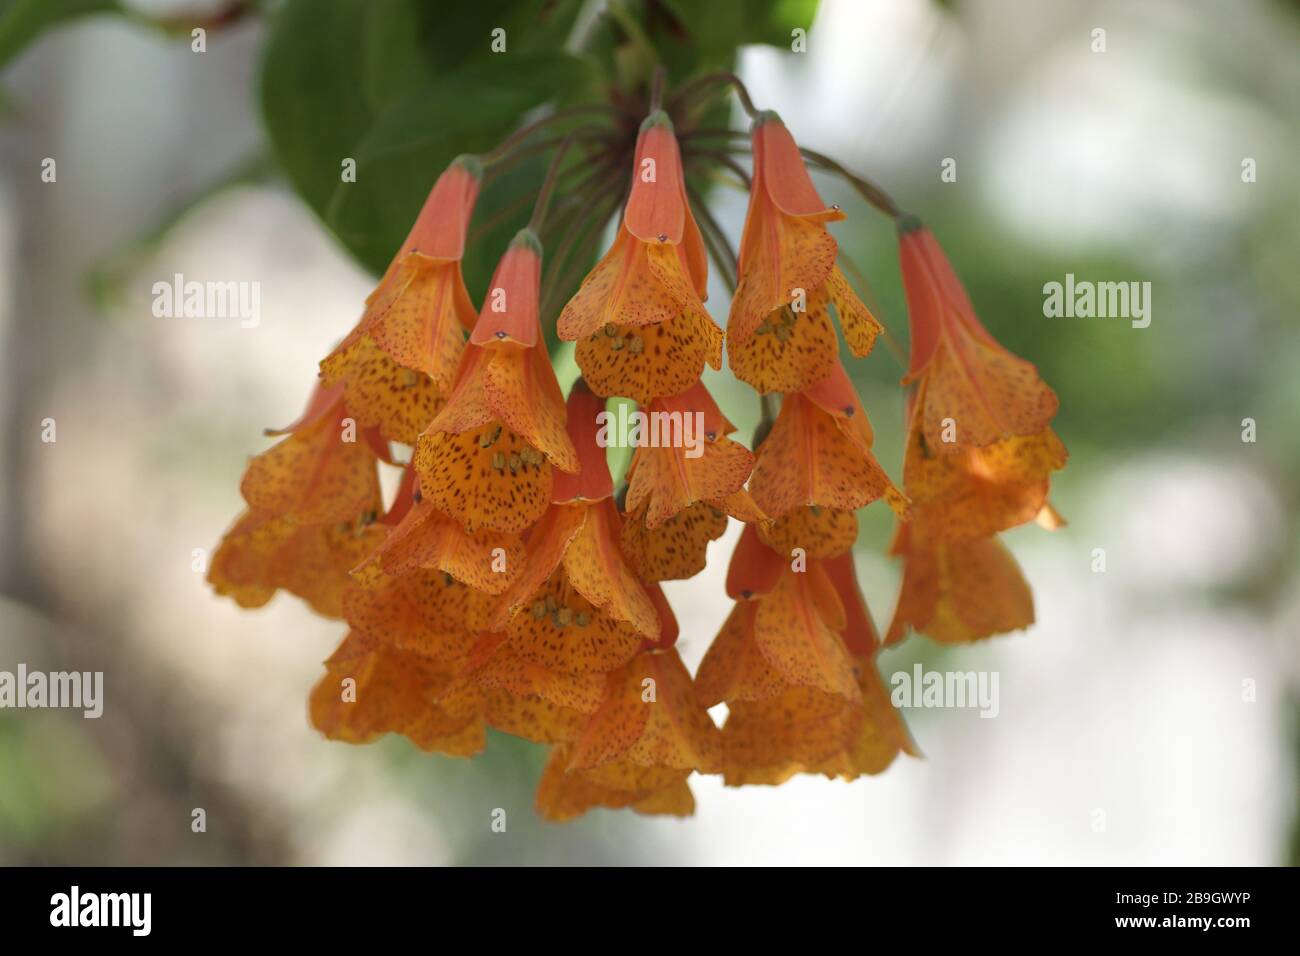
662,0,819,51
261,0,597,276
332,55,595,273
0,0,121,70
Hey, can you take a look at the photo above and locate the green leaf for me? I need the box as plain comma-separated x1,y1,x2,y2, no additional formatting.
330,54,595,274
657,0,819,66
0,0,122,70
261,0,596,275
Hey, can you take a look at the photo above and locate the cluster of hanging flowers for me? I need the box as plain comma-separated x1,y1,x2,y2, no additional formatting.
210,70,1065,821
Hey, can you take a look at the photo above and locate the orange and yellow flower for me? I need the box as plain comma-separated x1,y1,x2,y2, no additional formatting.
538,595,721,821
414,229,579,534
320,157,481,443
559,112,722,404
489,379,660,675
886,217,1066,645
209,382,388,617
727,112,882,394
895,215,1058,452
698,526,915,785
618,380,766,581
216,79,1070,823
749,359,907,559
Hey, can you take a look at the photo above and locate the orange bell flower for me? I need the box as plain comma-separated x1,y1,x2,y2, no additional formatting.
622,380,756,528
488,379,660,675
897,215,1059,451
885,520,1034,645
209,382,389,617
309,630,486,757
324,157,479,385
540,598,720,820
414,229,579,534
727,112,882,394
698,532,915,785
749,361,906,558
208,510,384,618
558,112,722,404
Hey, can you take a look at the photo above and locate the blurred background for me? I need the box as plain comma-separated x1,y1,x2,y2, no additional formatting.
0,0,1296,865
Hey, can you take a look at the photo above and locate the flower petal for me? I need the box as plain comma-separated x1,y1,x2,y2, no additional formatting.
624,116,687,245
342,571,484,664
491,502,587,627
886,524,1034,644
562,498,659,638
240,395,382,525
558,229,680,340
821,551,880,658
506,569,644,674
826,266,882,357
309,634,485,756
370,498,525,594
695,600,789,707
727,293,838,394
725,522,786,600
568,648,720,773
468,231,542,348
758,505,858,560
319,335,444,445
625,435,754,530
620,501,728,582
483,344,579,472
904,413,1068,541
754,565,859,700
720,685,857,785
209,510,384,617
575,308,721,405
750,392,901,519
414,422,554,534
359,258,472,389
459,632,606,713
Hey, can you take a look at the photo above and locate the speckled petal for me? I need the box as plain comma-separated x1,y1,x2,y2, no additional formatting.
754,565,859,700
620,501,728,582
361,257,473,390
240,396,382,526
575,308,721,404
558,229,680,340
885,523,1034,645
309,635,486,756
483,344,579,472
505,569,644,674
319,335,444,445
727,293,838,394
826,266,882,357
562,498,659,638
414,423,554,534
750,392,900,519
371,497,524,594
758,505,858,560
695,600,790,706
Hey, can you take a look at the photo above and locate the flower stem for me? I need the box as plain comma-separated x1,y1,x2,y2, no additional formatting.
668,71,761,120
649,65,667,113
528,136,584,232
800,148,901,219
479,105,622,168
686,182,737,291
